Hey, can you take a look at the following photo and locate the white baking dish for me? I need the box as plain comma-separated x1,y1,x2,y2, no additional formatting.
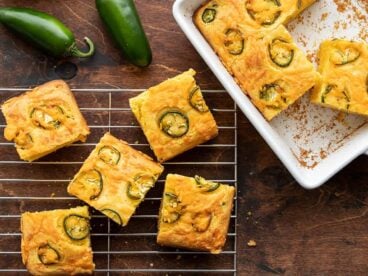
173,0,368,189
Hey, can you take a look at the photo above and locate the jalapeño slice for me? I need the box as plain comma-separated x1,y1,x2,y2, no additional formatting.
159,110,189,138
246,0,281,26
189,86,209,113
297,0,302,9
259,82,284,102
321,84,336,103
162,192,182,223
268,38,294,67
101,208,123,225
98,145,120,165
37,243,61,265
127,174,156,200
194,175,220,192
321,84,350,109
30,105,64,129
192,213,212,232
63,214,89,240
330,47,360,65
224,28,244,55
202,8,216,23
73,169,103,200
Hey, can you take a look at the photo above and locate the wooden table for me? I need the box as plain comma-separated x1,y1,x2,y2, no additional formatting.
1,0,368,274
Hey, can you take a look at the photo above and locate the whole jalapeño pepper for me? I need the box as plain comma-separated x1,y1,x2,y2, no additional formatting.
96,0,152,67
0,7,95,58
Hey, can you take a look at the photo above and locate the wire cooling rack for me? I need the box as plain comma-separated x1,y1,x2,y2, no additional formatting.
0,88,238,275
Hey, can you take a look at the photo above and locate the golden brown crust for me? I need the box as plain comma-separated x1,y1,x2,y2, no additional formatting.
193,0,319,121
1,80,90,161
129,69,218,162
157,174,235,254
311,40,368,116
67,132,164,226
21,206,94,275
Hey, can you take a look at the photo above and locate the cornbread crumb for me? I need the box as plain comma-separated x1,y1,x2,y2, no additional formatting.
247,240,257,247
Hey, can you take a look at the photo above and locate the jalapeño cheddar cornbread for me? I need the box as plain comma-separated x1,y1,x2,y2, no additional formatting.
194,0,319,120
157,174,235,253
231,25,319,120
195,0,316,34
21,206,94,275
311,40,368,116
68,133,164,226
129,69,218,162
1,80,90,161
230,0,317,30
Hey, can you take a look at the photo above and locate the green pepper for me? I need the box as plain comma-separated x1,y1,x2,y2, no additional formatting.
189,86,209,113
127,174,156,200
101,208,123,225
331,47,360,66
0,7,95,58
202,8,216,23
192,212,212,232
37,243,61,265
159,110,189,138
63,214,90,240
246,0,281,26
259,83,283,102
96,0,152,67
321,84,335,103
98,145,121,165
162,192,182,223
268,38,294,67
194,175,220,192
30,105,64,130
297,0,303,9
73,169,103,200
224,28,244,55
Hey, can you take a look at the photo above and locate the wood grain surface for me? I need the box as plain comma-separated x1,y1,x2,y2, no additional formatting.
1,0,368,275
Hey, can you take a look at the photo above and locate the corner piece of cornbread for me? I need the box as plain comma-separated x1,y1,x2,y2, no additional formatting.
311,39,368,116
68,132,164,226
1,80,90,161
230,0,317,30
21,206,95,275
194,0,317,35
157,174,235,254
129,69,218,162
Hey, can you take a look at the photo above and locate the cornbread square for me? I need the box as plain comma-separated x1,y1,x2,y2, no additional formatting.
311,40,368,116
68,133,164,226
229,0,317,30
157,174,235,254
21,206,94,275
194,0,247,71
231,25,319,120
1,80,90,161
129,69,218,162
194,0,317,34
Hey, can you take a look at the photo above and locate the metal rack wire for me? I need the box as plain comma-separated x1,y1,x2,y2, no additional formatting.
0,88,237,275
